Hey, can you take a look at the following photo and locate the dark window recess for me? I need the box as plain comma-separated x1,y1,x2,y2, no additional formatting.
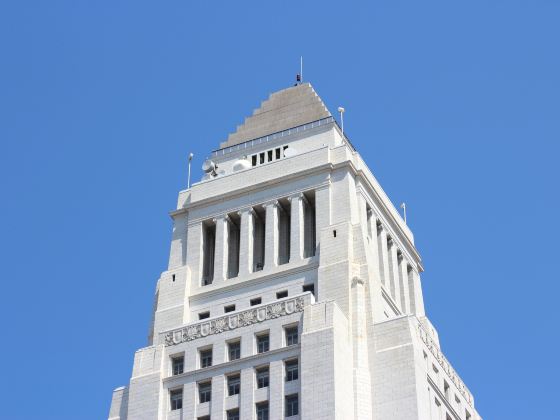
285,394,299,417
285,359,299,382
303,283,315,295
171,355,184,376
259,153,265,164
198,311,210,320
228,341,241,361
170,389,183,411
256,366,269,388
285,326,298,346
333,230,337,237
224,304,236,313
227,374,240,396
257,334,270,353
256,402,269,420
172,274,176,282
276,290,288,299
275,148,281,159
267,150,273,162
227,409,240,420
252,155,257,166
200,349,212,368
250,297,262,306
198,381,212,403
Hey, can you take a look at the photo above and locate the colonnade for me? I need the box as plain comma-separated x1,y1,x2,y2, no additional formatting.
201,192,316,286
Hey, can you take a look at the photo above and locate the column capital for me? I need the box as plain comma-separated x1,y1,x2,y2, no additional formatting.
262,199,279,209
237,207,256,217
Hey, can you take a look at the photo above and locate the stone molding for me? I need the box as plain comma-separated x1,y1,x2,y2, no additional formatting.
416,320,474,407
162,296,306,347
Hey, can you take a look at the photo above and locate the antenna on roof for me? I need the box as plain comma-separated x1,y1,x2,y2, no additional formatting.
187,152,194,189
295,56,303,85
400,202,407,224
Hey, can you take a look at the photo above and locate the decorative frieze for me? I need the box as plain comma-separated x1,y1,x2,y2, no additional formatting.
162,296,306,347
416,321,474,407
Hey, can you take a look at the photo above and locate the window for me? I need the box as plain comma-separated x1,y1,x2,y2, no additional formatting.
275,148,281,160
256,366,269,388
198,381,211,403
200,348,212,368
302,283,315,295
250,297,262,306
170,388,183,410
252,155,257,166
256,333,269,353
285,326,298,346
276,290,288,299
171,355,184,376
224,304,236,313
259,153,265,164
198,311,210,320
267,150,273,162
285,359,298,382
285,394,299,417
227,374,240,396
228,340,241,361
256,401,269,420
227,409,240,420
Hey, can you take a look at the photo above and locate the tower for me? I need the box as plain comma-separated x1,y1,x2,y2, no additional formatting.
108,83,482,420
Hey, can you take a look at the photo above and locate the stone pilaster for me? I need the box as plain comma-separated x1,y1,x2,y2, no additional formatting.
288,193,304,263
238,208,254,276
212,215,228,284
263,200,279,269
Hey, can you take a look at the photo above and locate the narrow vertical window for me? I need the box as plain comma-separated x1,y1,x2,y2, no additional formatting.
201,220,216,285
285,394,299,417
259,152,265,164
171,355,184,376
252,155,257,166
198,381,212,403
170,388,183,410
227,374,240,396
285,326,298,346
387,236,396,299
228,340,241,361
227,409,240,420
256,366,269,388
285,359,299,381
275,148,281,160
256,333,269,353
267,150,273,162
200,348,212,368
256,402,269,420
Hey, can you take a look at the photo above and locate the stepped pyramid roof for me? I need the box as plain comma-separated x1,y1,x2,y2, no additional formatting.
220,83,331,149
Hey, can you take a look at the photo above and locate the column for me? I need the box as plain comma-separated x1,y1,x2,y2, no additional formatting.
212,216,228,283
409,268,426,317
269,359,284,420
238,208,254,277
239,367,255,419
398,253,411,314
377,223,391,289
289,193,304,263
210,374,225,418
387,237,401,307
263,200,279,269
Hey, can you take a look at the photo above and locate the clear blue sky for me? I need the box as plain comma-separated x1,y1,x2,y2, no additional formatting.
0,1,558,419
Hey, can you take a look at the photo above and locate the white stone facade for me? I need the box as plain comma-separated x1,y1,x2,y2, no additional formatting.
109,83,483,420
